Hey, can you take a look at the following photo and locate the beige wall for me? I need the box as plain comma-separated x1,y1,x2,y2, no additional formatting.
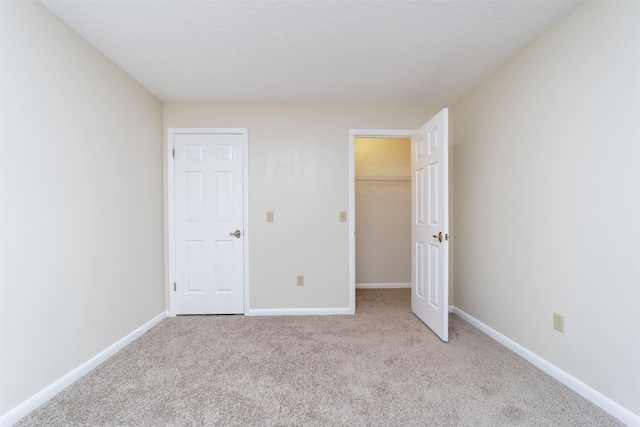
451,0,639,416
165,104,443,309
0,1,165,415
355,138,411,284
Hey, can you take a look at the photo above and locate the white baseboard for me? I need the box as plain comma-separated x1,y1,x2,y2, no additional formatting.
356,282,411,289
0,311,169,427
246,307,354,316
452,307,640,427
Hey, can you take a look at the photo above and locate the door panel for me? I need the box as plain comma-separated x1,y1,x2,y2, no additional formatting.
412,108,449,342
186,241,205,292
174,131,244,314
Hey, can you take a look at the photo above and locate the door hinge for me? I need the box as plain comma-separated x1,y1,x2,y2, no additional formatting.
172,149,175,158
173,282,176,292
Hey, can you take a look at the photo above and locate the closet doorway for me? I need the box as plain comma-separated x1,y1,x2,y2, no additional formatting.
355,137,412,290
349,110,450,340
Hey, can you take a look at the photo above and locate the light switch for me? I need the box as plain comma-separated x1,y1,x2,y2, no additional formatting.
267,211,274,222
340,211,347,222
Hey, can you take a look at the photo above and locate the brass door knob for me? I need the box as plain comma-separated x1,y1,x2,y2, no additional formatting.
433,231,443,242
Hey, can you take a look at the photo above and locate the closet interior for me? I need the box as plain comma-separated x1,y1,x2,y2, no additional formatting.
355,137,412,288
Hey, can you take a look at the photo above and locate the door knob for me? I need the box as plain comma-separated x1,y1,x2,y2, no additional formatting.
433,231,443,242
230,230,241,238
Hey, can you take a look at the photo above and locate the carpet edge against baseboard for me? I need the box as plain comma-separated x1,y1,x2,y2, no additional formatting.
356,283,411,289
0,311,169,427
452,307,640,427
246,307,354,316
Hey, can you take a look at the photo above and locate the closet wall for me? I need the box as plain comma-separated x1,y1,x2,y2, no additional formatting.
355,138,411,286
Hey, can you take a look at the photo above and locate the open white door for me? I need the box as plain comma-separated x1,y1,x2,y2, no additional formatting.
411,109,449,342
172,129,245,314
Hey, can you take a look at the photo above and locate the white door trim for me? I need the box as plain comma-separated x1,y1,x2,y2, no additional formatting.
348,129,415,313
167,128,249,316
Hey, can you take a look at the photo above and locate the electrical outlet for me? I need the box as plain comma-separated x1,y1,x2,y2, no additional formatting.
267,211,274,222
553,312,565,333
297,275,304,286
340,211,347,222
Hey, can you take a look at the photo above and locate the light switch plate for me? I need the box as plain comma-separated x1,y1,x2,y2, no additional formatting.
267,211,274,222
340,211,347,222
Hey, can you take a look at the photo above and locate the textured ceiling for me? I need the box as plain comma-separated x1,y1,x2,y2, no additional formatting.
40,0,581,104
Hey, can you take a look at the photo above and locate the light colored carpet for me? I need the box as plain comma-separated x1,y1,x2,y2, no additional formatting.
16,289,623,426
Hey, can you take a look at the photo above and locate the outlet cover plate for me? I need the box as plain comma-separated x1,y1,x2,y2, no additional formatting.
553,312,565,333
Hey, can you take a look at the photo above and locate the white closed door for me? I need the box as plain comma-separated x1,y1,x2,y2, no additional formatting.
411,108,449,342
173,131,245,314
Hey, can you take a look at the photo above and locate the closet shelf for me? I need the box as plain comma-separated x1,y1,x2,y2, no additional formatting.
355,175,411,182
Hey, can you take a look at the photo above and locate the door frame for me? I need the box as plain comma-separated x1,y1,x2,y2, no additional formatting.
348,129,415,313
166,128,249,317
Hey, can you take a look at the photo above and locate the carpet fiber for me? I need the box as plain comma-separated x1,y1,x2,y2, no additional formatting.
16,289,623,426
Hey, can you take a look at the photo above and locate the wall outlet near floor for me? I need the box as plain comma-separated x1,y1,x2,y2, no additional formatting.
297,275,304,286
553,312,565,333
